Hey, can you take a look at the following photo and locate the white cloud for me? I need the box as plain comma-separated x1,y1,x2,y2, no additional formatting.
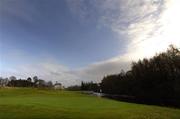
72,58,131,83
66,0,180,58
0,61,80,87
0,50,80,87
1,0,180,86
0,50,131,86
65,0,180,85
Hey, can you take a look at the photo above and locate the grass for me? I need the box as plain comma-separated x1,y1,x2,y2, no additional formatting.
0,88,180,119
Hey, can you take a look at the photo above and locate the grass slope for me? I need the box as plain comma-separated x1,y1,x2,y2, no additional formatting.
0,88,180,119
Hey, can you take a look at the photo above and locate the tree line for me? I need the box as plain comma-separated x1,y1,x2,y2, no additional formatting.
0,76,53,88
81,81,100,92
100,45,180,105
66,82,100,92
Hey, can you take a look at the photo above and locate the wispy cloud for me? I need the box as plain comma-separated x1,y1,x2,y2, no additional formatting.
0,49,130,86
1,0,180,86
0,50,80,87
65,0,180,84
67,0,180,56
72,58,130,83
1,61,80,87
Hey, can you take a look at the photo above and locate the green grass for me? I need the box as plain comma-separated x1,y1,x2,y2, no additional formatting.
0,88,180,119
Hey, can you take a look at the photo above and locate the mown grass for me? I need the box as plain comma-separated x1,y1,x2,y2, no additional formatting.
0,88,180,119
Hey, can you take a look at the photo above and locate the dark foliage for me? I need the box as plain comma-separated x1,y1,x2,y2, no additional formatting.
66,85,81,91
7,79,34,87
101,45,180,105
0,76,53,88
81,81,100,92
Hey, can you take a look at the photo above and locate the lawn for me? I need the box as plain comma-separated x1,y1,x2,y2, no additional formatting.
0,88,180,119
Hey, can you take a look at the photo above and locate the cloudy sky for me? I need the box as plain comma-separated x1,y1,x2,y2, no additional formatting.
0,0,180,86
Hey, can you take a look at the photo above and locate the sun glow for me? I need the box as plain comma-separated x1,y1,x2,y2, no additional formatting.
162,0,180,44
151,0,180,53
129,0,180,60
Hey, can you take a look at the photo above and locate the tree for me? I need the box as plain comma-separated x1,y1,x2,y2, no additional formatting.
66,85,81,91
101,45,180,105
38,79,46,87
0,77,9,87
47,81,53,87
33,76,38,84
27,77,32,82
9,76,16,81
81,81,100,92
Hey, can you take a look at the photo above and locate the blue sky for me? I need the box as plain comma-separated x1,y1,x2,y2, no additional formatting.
0,0,180,86
0,0,124,68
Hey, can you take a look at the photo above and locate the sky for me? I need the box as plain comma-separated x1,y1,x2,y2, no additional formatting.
0,0,180,86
